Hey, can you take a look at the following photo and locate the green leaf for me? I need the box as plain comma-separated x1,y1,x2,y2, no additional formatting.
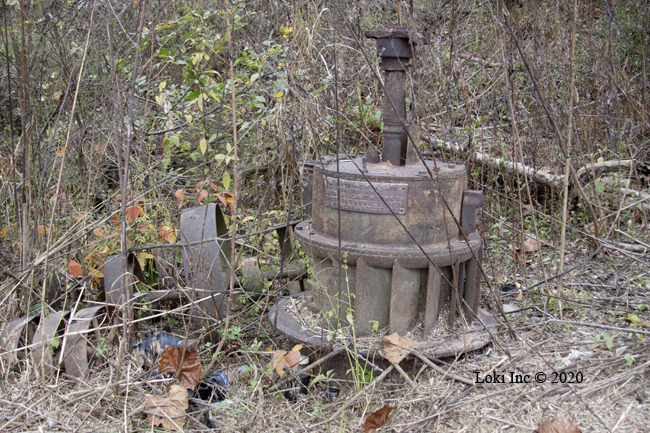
169,135,180,147
186,89,200,100
157,48,169,56
222,172,231,191
50,337,60,349
250,73,260,83
604,334,613,350
624,353,634,367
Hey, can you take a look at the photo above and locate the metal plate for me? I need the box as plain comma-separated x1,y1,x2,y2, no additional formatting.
32,311,68,376
62,306,104,378
0,314,38,367
324,177,408,214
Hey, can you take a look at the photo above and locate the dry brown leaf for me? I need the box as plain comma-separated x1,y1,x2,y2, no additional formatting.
383,332,417,364
158,347,203,390
363,404,393,433
68,260,83,278
168,385,190,410
269,345,303,377
538,418,582,433
144,385,189,432
523,236,541,252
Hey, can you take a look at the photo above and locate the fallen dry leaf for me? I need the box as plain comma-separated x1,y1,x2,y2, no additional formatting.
68,260,83,278
144,385,189,432
158,347,203,390
363,404,392,433
269,344,303,377
538,418,582,433
523,236,541,252
383,332,417,364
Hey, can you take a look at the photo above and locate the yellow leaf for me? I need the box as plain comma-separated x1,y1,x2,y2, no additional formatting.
292,344,304,352
517,289,523,301
185,114,193,124
222,172,231,191
274,91,284,98
158,81,166,91
199,138,207,156
155,94,163,105
92,270,104,285
159,226,178,244
56,146,66,157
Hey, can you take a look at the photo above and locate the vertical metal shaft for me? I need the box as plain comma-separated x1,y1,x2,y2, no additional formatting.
382,70,407,165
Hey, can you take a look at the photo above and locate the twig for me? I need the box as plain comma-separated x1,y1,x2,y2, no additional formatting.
545,319,650,336
392,361,417,388
408,350,473,386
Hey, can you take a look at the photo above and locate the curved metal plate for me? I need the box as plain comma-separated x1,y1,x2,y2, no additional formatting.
32,311,68,377
180,204,228,336
0,314,38,368
62,306,104,378
269,291,498,359
104,253,145,307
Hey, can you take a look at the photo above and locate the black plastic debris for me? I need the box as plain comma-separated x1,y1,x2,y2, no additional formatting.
283,356,310,402
131,331,187,368
188,371,228,430
319,386,340,402
500,283,518,293
195,372,227,402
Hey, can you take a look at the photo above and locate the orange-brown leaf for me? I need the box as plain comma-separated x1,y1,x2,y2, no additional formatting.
93,226,106,237
538,419,582,433
175,189,186,202
68,260,83,278
383,332,417,364
158,347,202,390
110,213,120,225
269,346,302,377
138,223,153,235
364,405,393,433
36,224,45,237
125,206,141,223
197,191,208,204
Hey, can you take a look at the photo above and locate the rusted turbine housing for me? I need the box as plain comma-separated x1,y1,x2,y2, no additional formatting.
294,156,484,336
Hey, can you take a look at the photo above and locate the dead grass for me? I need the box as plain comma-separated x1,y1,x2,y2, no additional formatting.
1,246,649,432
